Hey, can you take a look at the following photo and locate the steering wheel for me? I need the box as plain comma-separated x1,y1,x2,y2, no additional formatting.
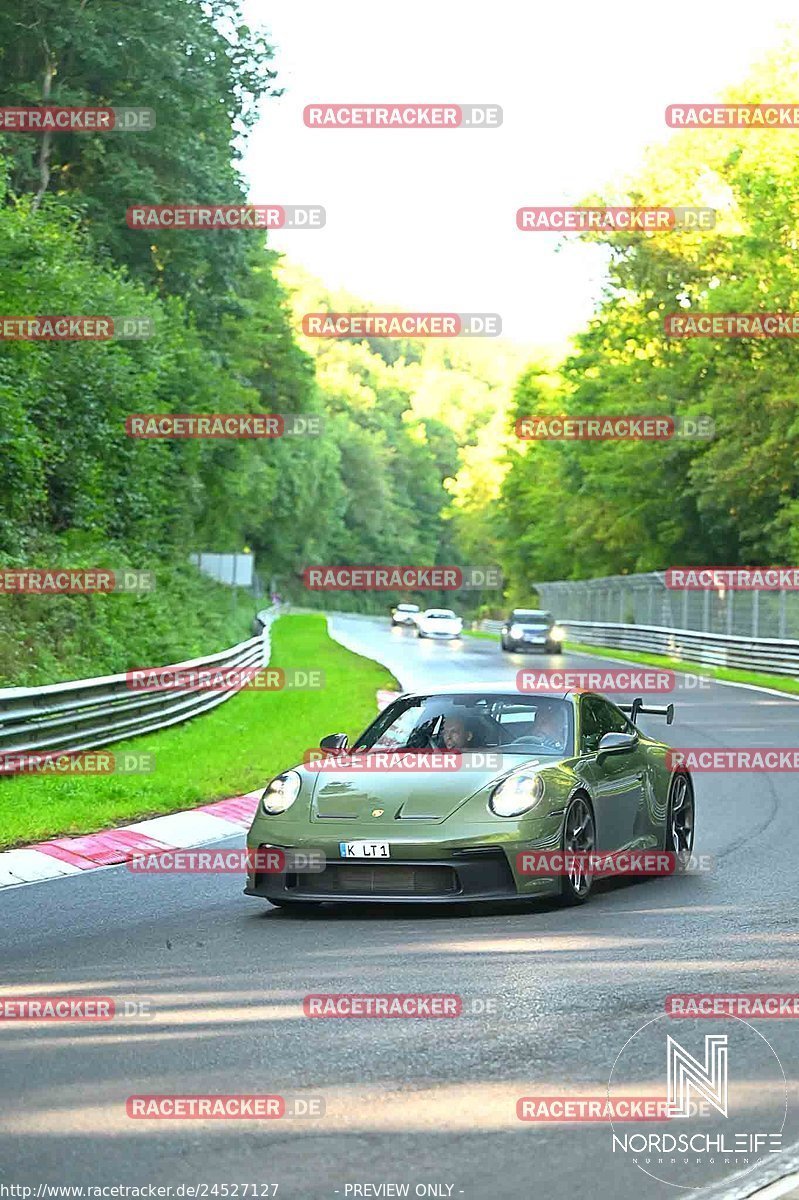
405,716,443,750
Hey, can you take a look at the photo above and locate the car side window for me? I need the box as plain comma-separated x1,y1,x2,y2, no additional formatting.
580,696,632,753
580,697,603,753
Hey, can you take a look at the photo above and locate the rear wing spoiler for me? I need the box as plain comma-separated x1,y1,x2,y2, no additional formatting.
619,698,674,725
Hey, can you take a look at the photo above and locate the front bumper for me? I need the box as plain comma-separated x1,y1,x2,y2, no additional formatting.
508,637,559,652
245,848,521,903
244,819,563,904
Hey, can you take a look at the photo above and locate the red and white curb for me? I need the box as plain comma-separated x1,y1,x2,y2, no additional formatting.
0,790,261,890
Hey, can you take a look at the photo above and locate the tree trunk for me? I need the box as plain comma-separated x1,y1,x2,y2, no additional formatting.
32,47,55,212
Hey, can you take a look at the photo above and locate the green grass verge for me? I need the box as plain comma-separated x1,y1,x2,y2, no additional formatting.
0,614,398,850
464,627,799,695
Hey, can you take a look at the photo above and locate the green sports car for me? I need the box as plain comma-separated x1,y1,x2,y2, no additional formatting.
244,685,695,909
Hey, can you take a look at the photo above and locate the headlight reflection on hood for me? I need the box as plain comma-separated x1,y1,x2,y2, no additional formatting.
489,769,545,817
260,770,302,815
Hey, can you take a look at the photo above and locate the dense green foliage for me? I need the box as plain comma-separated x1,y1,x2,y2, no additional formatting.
0,0,276,326
2,0,798,687
493,42,799,586
0,1,515,680
0,549,259,687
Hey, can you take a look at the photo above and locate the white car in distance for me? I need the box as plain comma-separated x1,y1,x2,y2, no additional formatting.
415,608,463,640
391,603,420,627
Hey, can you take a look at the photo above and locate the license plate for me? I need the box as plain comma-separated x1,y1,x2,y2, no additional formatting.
339,840,391,859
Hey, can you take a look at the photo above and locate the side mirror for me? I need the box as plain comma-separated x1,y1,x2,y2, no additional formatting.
320,733,348,753
597,731,638,762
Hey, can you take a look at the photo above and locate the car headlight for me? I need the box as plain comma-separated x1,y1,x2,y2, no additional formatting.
260,770,302,815
509,624,524,639
489,769,545,817
550,625,565,641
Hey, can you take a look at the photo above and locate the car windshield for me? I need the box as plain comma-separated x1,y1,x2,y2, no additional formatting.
426,610,457,619
396,605,419,612
511,610,552,623
356,694,573,756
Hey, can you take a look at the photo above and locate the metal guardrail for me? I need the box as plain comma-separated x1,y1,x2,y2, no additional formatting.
477,620,504,633
0,610,276,759
534,571,799,641
559,620,799,676
475,616,799,676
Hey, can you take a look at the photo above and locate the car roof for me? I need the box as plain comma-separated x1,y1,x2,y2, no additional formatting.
395,682,572,701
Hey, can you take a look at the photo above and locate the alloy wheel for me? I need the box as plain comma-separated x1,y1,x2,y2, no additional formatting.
564,795,595,898
669,774,694,866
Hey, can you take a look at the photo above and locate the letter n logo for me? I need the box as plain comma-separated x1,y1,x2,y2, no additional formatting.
667,1034,728,1118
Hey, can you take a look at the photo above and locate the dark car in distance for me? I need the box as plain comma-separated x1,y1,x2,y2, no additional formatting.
501,609,564,654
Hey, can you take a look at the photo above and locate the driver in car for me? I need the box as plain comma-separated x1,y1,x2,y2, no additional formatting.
440,714,478,751
532,705,566,752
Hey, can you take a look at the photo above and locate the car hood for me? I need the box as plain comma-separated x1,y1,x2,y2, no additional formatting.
302,755,563,824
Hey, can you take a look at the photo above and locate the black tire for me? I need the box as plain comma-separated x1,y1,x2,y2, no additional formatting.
500,636,508,650
664,773,695,872
558,794,596,906
265,898,323,912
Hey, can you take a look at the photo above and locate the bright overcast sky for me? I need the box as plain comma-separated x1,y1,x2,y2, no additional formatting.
241,0,799,349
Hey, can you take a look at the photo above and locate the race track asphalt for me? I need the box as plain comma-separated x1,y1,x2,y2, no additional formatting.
1,615,797,1199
